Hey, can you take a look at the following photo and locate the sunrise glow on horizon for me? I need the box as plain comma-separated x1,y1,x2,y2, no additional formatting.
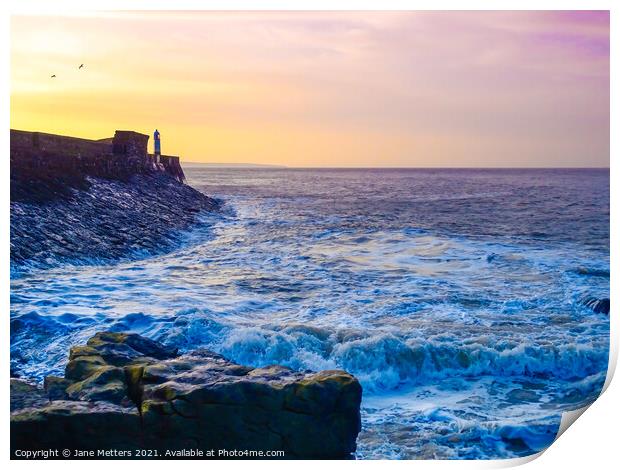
10,11,610,167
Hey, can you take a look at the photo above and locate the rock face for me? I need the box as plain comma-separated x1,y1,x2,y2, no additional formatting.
11,332,363,459
11,173,219,271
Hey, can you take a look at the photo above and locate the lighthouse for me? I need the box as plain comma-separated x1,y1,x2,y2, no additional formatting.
153,129,161,163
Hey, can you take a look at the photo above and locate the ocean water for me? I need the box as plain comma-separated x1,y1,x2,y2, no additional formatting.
10,168,610,459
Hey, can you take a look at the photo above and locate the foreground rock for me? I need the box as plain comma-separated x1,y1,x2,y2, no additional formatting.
11,332,362,459
10,379,48,412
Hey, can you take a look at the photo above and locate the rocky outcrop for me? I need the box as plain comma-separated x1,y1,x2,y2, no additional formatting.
11,332,363,459
581,296,610,315
11,173,219,271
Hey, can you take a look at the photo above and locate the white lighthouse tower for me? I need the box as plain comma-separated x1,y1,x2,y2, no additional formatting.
153,129,161,163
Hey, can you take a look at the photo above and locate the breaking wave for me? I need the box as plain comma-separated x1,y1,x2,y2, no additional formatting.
11,310,609,396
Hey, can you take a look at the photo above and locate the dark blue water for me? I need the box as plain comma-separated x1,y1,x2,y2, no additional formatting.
10,168,610,459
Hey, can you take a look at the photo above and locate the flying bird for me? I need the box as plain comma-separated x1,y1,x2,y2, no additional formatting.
78,64,84,69
50,74,56,78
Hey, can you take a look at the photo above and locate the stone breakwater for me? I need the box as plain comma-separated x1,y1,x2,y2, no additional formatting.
11,172,219,271
11,128,209,271
11,332,363,459
10,129,185,185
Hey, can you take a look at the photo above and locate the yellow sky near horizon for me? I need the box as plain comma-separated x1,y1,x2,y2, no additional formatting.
11,11,609,167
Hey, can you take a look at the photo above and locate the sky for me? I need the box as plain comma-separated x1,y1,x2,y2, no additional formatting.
10,11,609,167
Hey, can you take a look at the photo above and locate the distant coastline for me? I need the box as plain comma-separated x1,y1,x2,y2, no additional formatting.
183,162,287,169
182,164,608,170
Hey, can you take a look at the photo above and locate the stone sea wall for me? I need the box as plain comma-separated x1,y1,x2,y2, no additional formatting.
11,129,113,157
10,129,185,189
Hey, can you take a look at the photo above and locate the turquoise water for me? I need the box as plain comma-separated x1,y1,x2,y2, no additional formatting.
11,168,610,459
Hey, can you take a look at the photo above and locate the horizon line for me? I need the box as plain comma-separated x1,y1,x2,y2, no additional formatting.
183,162,610,170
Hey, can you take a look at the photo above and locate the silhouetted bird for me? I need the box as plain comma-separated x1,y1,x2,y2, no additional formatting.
50,74,56,78
78,64,84,69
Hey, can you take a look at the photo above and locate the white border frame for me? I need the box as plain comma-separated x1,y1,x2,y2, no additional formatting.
2,1,616,468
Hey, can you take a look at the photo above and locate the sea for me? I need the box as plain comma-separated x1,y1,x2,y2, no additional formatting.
10,168,610,459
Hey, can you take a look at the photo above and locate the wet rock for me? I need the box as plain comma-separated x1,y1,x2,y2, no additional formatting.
12,400,142,454
11,173,219,272
10,379,48,412
571,267,609,278
43,376,70,401
11,332,363,459
581,297,610,314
